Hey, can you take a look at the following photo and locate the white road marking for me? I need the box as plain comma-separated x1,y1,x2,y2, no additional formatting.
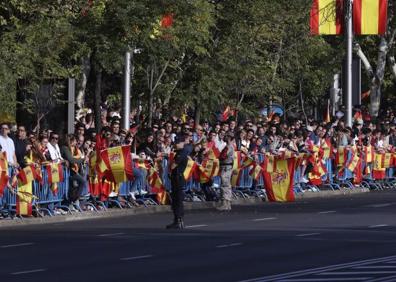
252,217,277,221
367,203,392,208
354,265,396,269
97,232,125,237
185,224,208,229
120,255,153,261
216,242,243,248
11,269,47,275
318,211,336,214
296,233,321,237
239,255,396,282
319,271,396,275
386,261,396,264
1,242,34,248
278,278,371,281
368,224,388,229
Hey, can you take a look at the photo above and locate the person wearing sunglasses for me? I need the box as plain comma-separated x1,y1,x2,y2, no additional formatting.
47,132,63,162
0,123,18,167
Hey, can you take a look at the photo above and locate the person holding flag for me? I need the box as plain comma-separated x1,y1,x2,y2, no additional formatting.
166,134,190,229
217,132,236,211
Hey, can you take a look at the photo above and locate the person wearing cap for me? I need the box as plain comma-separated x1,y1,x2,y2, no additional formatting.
166,135,190,229
217,132,236,211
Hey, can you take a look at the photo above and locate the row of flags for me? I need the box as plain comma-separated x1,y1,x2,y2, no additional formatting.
0,152,65,217
310,0,388,35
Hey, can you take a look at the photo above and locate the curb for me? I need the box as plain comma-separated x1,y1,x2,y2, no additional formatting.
0,188,370,228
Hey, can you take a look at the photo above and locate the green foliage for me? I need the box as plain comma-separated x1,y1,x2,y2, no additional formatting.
0,0,394,125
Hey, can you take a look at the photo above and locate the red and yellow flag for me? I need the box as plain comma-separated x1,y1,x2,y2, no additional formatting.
353,0,388,35
373,153,386,180
0,152,9,197
263,158,296,202
100,146,134,183
364,145,374,163
17,164,41,186
183,158,198,181
335,147,347,167
46,163,64,184
310,0,344,35
16,182,34,216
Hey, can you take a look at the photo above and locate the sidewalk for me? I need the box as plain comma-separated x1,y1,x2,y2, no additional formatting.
0,188,370,228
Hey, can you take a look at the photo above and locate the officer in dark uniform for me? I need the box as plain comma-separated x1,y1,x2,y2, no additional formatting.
166,134,190,229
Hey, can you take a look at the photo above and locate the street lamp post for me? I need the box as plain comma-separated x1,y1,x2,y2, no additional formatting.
345,0,353,127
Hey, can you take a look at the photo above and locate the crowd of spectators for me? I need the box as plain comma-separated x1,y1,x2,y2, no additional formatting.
1,105,395,171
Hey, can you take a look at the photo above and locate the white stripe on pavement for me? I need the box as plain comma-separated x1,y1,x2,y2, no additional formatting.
319,271,396,275
120,255,153,261
1,242,34,248
185,225,208,229
368,224,388,229
366,203,392,208
216,243,243,248
97,233,125,237
318,211,336,214
11,269,47,275
354,265,396,269
278,278,371,281
252,217,277,221
296,233,320,237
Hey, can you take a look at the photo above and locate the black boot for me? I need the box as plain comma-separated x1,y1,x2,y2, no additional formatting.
166,217,184,229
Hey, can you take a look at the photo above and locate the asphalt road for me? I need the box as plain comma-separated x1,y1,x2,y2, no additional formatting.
1,191,396,282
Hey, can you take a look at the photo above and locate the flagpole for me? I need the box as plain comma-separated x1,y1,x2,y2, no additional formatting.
345,0,353,127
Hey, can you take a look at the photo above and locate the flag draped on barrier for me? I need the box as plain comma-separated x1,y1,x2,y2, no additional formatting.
373,153,386,179
263,157,297,202
0,152,8,197
353,0,388,35
100,146,134,183
16,181,35,216
17,164,41,186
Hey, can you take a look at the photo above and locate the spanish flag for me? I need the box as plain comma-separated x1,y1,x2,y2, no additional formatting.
16,182,35,216
364,145,374,163
373,153,386,179
353,0,388,35
148,168,169,205
383,153,393,168
199,158,219,183
335,147,347,167
46,163,64,184
0,152,9,197
17,164,41,186
263,158,296,202
183,158,198,181
100,146,134,183
261,154,275,173
310,0,344,35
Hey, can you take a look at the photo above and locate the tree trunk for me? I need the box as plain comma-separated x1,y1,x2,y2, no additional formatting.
370,38,388,117
76,57,91,112
94,69,102,133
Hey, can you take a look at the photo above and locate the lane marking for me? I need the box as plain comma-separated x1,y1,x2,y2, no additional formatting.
120,255,153,261
185,224,208,229
252,217,277,221
296,233,320,237
318,211,336,214
366,203,392,208
319,271,396,275
216,242,243,248
97,233,125,237
368,224,388,229
354,265,396,269
278,278,371,281
1,242,34,249
239,255,396,282
11,269,47,275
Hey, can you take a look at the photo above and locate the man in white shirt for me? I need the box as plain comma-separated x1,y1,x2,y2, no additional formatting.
47,132,63,162
0,123,18,166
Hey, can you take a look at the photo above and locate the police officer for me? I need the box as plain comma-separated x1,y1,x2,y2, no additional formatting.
166,134,190,229
217,133,235,211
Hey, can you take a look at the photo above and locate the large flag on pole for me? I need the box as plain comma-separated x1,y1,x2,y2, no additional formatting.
353,0,388,35
310,0,344,35
263,158,297,202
